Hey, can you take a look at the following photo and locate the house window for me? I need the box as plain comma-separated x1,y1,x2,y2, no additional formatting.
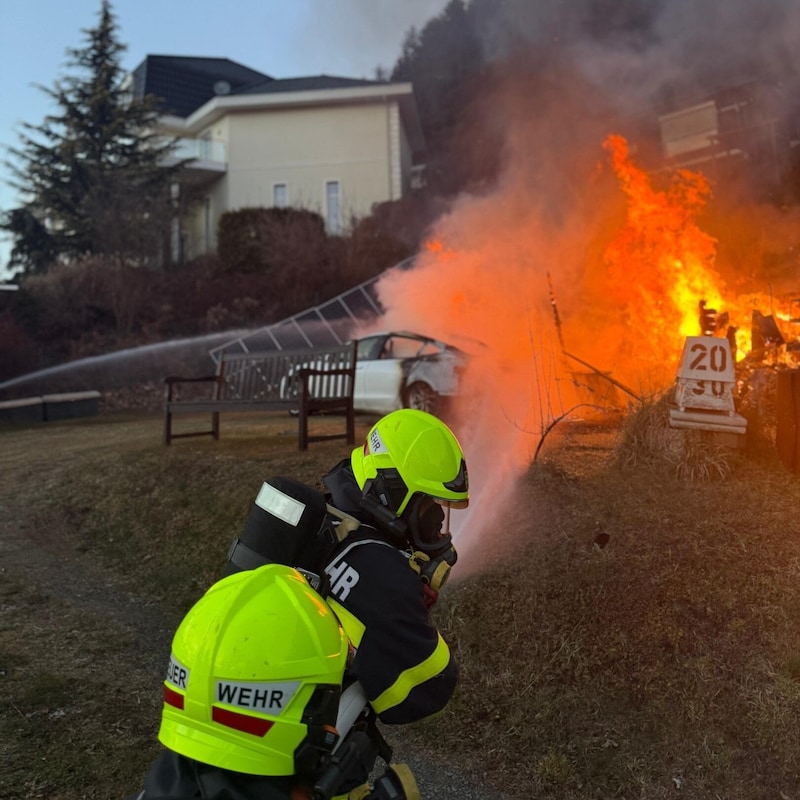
273,183,288,208
325,180,341,234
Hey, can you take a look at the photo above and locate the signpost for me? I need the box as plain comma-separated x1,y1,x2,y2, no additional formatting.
669,336,747,437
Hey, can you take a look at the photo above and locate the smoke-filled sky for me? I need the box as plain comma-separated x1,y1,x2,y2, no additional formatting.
469,0,800,111
356,0,800,570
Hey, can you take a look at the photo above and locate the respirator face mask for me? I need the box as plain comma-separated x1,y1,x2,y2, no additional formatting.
404,495,451,553
358,469,464,592
404,495,461,593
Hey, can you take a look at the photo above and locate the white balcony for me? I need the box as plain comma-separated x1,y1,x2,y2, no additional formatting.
161,137,227,185
172,137,226,164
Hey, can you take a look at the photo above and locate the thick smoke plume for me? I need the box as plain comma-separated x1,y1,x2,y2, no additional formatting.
361,0,800,573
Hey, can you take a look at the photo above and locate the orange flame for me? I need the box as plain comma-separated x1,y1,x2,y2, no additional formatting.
358,133,796,572
601,134,725,367
599,134,793,371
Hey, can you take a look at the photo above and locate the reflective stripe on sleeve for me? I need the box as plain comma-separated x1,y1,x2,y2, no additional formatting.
327,597,366,648
371,632,451,714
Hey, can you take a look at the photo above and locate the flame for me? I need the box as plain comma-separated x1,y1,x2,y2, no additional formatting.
607,135,719,324
599,134,794,370
356,132,797,573
600,135,725,374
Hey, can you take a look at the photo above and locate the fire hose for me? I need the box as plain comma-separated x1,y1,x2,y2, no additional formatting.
312,683,421,800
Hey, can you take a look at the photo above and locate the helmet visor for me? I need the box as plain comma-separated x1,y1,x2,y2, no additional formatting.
434,497,469,510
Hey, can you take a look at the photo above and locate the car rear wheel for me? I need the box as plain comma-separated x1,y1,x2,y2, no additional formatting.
403,382,440,414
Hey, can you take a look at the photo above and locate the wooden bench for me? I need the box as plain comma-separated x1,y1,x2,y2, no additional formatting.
163,343,357,450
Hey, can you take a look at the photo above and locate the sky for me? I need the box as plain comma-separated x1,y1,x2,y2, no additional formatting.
0,0,449,277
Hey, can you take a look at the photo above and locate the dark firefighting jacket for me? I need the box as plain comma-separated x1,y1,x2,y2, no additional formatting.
127,748,298,799
323,526,458,725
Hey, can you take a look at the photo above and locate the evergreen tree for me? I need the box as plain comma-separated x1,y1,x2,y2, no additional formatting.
1,0,179,274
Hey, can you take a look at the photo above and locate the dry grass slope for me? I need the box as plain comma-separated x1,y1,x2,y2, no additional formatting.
2,407,800,799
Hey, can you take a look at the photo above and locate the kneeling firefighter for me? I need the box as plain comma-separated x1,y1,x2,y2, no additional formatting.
224,409,470,796
128,563,416,800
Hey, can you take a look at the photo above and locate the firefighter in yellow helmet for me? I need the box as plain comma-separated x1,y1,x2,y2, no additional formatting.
321,408,469,725
129,563,351,799
159,408,469,799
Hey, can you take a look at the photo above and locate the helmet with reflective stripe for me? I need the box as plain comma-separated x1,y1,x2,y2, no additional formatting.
351,409,468,555
351,409,468,513
158,564,348,777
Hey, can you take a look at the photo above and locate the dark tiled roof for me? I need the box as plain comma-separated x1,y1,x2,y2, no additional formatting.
132,56,273,117
238,75,391,95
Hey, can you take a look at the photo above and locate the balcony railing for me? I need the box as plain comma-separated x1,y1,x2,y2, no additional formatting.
168,137,226,165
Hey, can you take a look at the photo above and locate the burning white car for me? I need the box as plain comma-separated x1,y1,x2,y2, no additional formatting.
282,331,470,415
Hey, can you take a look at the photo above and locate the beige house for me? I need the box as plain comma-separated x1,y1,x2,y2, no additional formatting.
131,56,425,262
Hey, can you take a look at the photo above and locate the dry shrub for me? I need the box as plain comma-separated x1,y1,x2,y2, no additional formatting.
0,310,38,381
613,391,736,481
736,364,783,457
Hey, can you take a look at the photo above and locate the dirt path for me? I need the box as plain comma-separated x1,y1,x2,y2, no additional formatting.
1,506,179,678
0,417,184,683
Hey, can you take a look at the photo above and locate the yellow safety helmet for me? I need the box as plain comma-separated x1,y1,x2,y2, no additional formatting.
351,409,469,515
158,564,348,778
351,409,468,557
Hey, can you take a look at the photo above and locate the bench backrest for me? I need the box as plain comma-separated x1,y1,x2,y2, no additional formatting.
216,344,356,403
